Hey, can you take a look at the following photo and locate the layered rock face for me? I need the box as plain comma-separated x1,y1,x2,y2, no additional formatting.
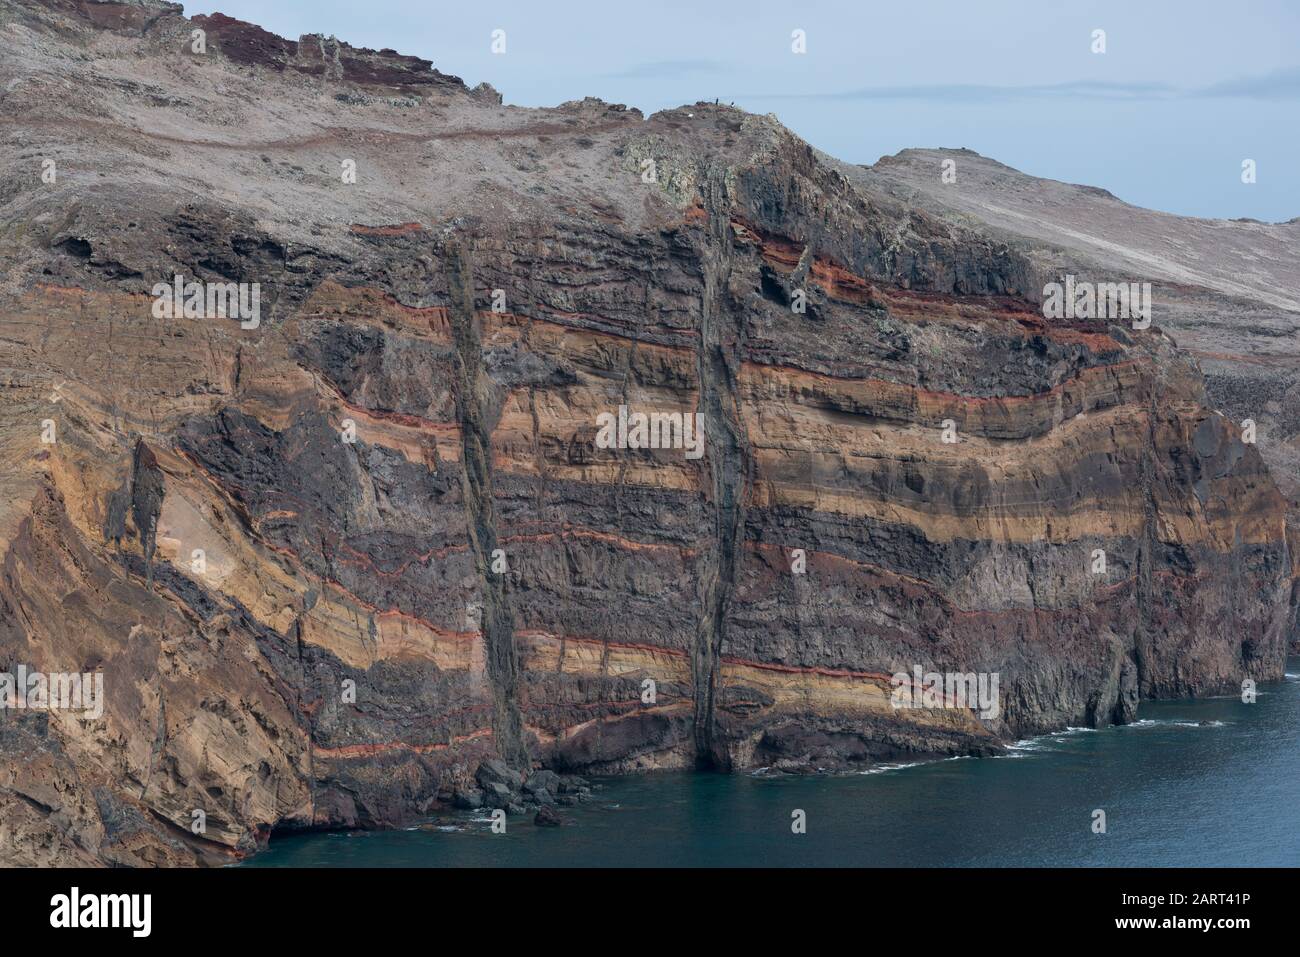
852,148,1300,647
0,0,1292,865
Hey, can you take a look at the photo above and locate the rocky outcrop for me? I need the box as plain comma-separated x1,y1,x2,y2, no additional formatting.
0,0,1292,865
854,147,1300,649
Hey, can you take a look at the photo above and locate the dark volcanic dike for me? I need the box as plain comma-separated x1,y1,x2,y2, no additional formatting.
690,167,751,772
445,242,529,769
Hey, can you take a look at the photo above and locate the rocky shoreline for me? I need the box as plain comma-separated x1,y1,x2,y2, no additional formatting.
454,760,592,821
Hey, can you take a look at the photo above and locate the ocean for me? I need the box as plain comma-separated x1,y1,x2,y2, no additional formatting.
244,665,1300,867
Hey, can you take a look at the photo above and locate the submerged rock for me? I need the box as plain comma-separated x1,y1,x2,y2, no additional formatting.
452,789,484,810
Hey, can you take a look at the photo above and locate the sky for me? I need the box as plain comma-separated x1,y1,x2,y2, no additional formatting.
186,0,1300,222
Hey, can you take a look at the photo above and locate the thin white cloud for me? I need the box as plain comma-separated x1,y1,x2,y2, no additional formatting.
749,69,1300,102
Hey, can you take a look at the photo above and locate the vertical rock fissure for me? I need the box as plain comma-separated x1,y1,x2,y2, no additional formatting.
1133,383,1161,697
443,242,529,768
129,437,165,586
691,168,752,772
291,614,316,821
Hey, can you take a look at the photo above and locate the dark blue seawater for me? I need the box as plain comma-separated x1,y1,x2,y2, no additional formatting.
244,665,1300,867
